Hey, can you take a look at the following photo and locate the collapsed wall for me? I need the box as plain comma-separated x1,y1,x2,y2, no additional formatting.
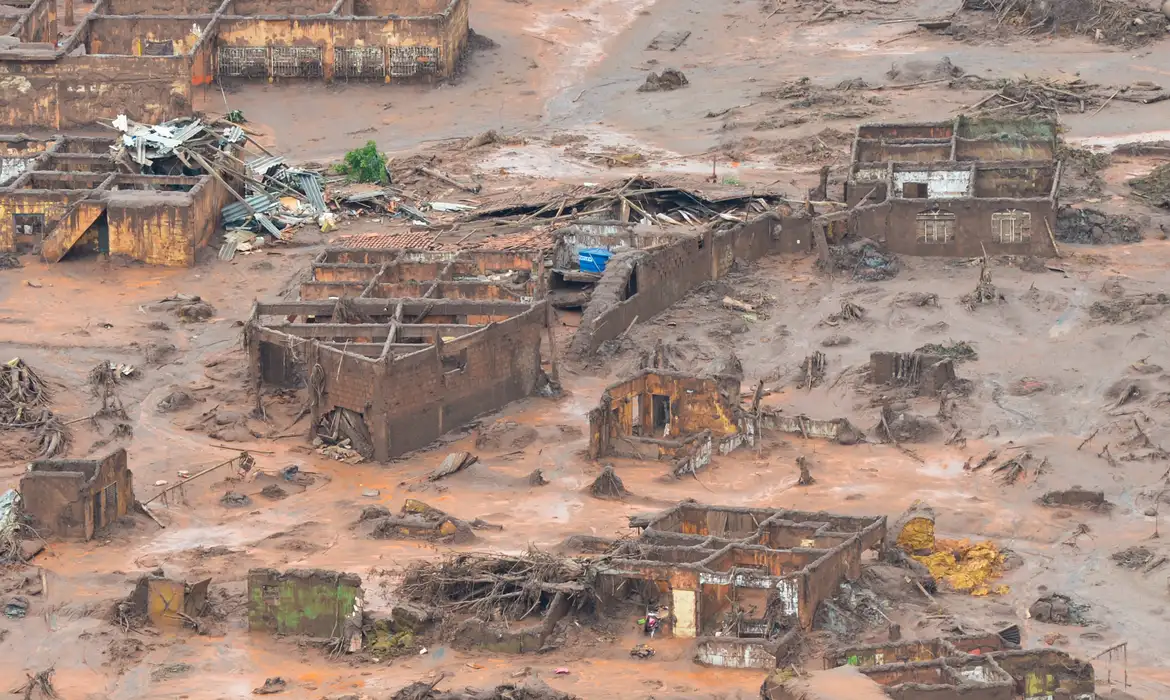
570,212,810,355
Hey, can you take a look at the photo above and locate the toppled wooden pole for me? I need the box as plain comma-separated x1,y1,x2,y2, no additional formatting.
415,165,481,194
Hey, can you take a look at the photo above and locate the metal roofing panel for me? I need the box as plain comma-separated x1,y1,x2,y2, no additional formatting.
299,172,326,213
247,155,285,177
221,192,280,224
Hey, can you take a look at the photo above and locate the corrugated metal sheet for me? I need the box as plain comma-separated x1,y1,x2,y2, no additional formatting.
247,155,285,177
221,193,280,224
222,125,245,143
254,212,284,238
299,173,326,213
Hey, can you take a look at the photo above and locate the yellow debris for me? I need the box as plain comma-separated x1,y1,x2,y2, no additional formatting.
912,539,1008,595
896,517,936,554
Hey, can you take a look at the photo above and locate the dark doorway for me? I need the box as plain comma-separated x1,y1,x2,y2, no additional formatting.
92,490,102,533
651,394,671,434
902,182,928,198
624,265,639,299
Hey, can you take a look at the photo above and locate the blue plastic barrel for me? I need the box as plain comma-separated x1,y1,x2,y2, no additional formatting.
579,247,613,273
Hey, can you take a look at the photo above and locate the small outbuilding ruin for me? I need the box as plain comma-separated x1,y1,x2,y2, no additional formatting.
19,448,134,540
0,135,230,265
806,636,1097,700
247,568,363,648
587,370,755,476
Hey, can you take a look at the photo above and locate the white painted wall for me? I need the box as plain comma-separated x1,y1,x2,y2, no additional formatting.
892,170,972,199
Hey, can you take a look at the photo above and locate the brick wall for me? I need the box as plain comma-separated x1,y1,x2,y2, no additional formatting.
571,214,779,356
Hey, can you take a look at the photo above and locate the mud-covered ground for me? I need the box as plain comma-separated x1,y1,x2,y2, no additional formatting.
4,0,1170,697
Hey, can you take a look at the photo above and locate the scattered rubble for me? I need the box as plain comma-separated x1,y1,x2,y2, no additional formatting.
475,420,538,451
1056,206,1142,244
365,500,477,544
1129,163,1170,207
916,341,977,362
822,239,899,281
886,56,964,82
428,452,478,481
253,677,287,695
820,300,866,326
1029,593,1091,625
875,406,940,444
637,68,689,92
1111,545,1159,570
1089,293,1170,324
220,491,252,508
1038,488,1112,510
391,677,577,700
150,294,215,322
156,390,195,413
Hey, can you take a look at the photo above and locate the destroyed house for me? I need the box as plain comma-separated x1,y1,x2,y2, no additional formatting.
818,638,1096,700
301,246,545,303
844,117,1060,258
597,503,886,669
588,370,754,477
0,0,469,129
246,295,550,462
19,448,134,540
0,135,230,265
547,222,696,311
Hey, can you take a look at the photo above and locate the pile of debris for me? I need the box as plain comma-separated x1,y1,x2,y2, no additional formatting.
637,68,689,92
391,677,577,700
961,256,1005,310
0,358,67,458
106,114,327,255
315,408,373,463
916,341,977,362
1128,163,1170,208
400,548,593,622
470,175,785,229
955,75,1167,117
1029,593,1091,625
961,0,1169,45
757,77,884,120
361,499,479,544
821,238,900,281
1089,293,1170,324
1056,206,1142,244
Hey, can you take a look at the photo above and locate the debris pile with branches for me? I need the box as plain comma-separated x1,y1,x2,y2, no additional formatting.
961,257,1005,310
0,358,68,458
963,0,1169,46
955,75,1166,117
399,549,594,623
